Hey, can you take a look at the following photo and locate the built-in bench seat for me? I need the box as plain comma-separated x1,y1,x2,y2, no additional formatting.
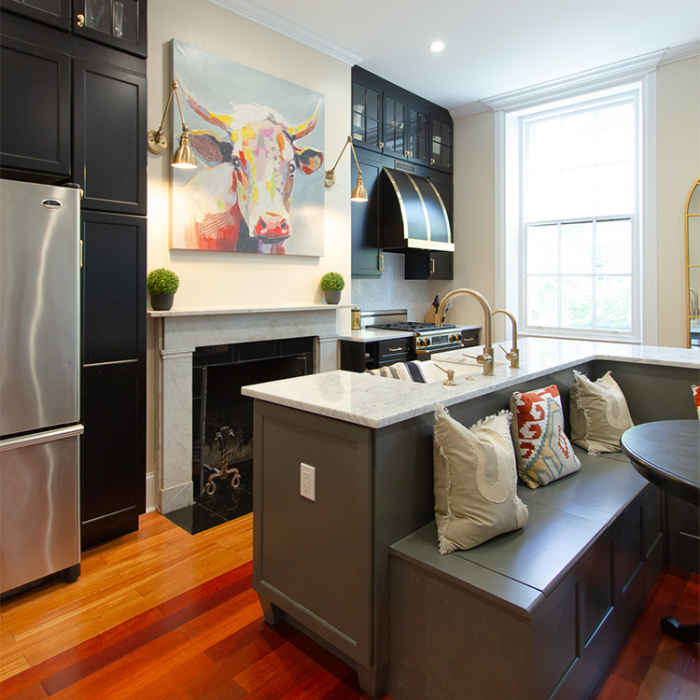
388,447,663,700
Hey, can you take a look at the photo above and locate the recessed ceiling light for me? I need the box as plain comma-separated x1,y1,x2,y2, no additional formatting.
430,41,445,52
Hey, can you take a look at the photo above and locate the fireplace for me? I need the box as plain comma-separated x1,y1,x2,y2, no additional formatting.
192,338,314,513
151,305,342,514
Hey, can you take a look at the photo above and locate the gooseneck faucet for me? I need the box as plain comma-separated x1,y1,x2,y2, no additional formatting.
492,309,519,369
436,289,494,376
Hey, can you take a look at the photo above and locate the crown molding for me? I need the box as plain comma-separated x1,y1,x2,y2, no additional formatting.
659,40,700,65
450,102,491,119
482,49,667,113
206,0,367,66
450,42,700,117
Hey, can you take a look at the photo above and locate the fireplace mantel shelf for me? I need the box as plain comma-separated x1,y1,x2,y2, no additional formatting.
149,303,353,318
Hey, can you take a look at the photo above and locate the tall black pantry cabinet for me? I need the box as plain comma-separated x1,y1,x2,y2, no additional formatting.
0,7,147,549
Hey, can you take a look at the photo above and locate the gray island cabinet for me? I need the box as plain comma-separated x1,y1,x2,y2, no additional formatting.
242,338,700,699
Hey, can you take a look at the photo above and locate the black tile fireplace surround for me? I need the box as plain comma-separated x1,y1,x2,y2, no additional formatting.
165,337,314,535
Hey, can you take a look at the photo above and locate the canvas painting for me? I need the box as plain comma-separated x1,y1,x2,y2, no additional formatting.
170,40,325,256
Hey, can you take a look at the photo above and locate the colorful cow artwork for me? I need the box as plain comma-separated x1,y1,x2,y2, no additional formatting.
174,90,324,254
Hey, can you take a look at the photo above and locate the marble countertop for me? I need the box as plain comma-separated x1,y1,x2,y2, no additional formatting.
241,337,700,429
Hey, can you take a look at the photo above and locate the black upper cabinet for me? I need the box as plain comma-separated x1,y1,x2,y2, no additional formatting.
0,35,71,175
352,66,452,173
352,81,382,153
73,57,147,214
0,0,72,30
73,0,146,58
431,115,453,172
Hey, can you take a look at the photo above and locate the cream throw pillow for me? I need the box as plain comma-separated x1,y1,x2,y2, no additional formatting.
433,404,529,554
570,370,634,453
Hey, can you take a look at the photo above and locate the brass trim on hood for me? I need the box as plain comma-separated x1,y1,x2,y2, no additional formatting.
382,168,410,242
380,167,454,252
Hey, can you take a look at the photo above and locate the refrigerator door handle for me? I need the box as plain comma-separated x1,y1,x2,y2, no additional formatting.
0,425,84,452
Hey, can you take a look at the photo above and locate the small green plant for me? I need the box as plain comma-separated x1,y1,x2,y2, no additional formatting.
320,272,345,292
147,268,179,295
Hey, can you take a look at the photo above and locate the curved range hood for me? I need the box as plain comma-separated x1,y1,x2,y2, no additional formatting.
380,167,453,252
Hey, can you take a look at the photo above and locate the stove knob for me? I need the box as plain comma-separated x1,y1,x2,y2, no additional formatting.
417,338,423,348
424,338,431,346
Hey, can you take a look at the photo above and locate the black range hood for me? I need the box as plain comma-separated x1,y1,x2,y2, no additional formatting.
380,167,453,252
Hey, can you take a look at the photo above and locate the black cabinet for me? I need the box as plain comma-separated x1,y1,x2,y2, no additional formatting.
1,0,147,56
73,0,146,58
430,115,453,172
81,211,146,548
404,250,453,280
73,57,147,214
0,34,71,176
1,9,147,548
0,0,72,30
351,149,383,278
352,66,453,174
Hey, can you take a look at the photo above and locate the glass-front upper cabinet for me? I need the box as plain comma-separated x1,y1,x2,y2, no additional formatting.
431,116,453,173
352,82,382,153
0,0,72,29
74,0,146,57
382,91,406,160
686,177,700,348
407,105,429,166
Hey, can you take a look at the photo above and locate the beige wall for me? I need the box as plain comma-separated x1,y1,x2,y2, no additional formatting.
145,0,352,484
430,110,496,327
448,55,700,347
657,56,700,348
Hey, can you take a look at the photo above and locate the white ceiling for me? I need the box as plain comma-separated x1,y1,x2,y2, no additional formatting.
209,0,700,113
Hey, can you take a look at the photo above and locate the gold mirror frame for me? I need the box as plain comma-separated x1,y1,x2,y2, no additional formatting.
686,177,700,348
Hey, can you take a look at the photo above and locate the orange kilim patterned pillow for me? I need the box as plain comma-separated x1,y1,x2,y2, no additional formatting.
693,385,700,419
510,384,581,489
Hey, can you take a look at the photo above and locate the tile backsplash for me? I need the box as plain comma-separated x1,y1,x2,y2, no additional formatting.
350,253,433,322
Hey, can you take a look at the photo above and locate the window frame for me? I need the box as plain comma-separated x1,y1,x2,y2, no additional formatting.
512,88,644,343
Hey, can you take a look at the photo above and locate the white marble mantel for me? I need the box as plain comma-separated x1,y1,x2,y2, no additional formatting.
151,304,346,513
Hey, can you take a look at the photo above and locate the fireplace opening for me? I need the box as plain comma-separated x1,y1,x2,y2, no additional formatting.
191,337,314,524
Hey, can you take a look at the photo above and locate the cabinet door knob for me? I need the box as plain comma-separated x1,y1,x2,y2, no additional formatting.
430,158,435,165
378,141,384,148
76,13,85,26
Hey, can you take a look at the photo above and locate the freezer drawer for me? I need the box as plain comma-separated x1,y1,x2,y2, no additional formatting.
0,425,82,594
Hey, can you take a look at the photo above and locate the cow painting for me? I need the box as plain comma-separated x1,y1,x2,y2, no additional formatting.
174,90,324,255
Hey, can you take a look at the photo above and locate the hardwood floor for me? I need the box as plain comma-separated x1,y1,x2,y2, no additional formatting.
0,512,697,699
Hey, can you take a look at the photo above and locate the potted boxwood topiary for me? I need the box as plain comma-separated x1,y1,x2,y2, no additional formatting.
320,271,345,305
147,268,179,310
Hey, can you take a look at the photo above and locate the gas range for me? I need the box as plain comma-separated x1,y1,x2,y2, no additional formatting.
363,310,471,356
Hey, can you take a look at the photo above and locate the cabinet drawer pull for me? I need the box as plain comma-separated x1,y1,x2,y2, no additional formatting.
76,13,85,26
379,254,384,272
430,258,435,274
388,347,404,352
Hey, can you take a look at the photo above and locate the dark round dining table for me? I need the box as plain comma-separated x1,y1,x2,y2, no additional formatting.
621,419,700,644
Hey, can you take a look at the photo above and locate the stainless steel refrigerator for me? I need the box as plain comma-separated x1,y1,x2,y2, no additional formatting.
0,179,83,595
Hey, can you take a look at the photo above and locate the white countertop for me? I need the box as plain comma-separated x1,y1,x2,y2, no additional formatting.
241,337,700,429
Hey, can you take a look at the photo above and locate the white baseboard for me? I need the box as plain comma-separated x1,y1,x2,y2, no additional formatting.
146,472,156,513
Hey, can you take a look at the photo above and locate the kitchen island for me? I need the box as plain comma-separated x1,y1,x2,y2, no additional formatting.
242,338,700,698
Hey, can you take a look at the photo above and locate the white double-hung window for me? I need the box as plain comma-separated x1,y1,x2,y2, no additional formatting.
518,91,642,342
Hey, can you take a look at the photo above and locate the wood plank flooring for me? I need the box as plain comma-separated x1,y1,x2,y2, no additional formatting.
0,512,697,699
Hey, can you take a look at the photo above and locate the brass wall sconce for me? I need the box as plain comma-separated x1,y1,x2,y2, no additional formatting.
324,136,368,202
146,80,197,169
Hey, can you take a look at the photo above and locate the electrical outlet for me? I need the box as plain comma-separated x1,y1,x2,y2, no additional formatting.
300,463,315,501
